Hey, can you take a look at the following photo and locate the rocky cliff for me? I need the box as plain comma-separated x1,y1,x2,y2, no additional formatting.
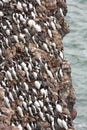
0,0,77,130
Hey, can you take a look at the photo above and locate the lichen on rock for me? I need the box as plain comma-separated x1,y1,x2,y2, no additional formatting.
0,0,76,130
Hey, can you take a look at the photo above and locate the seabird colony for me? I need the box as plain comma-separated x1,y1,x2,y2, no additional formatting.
0,0,77,130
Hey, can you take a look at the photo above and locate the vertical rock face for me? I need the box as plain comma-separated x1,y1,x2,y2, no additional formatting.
0,0,77,130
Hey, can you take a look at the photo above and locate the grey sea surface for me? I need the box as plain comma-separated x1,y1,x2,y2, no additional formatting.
63,0,87,130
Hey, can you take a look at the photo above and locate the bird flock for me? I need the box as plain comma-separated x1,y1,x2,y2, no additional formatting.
0,0,75,130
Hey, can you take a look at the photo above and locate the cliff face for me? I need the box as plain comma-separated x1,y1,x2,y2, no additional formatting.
0,0,77,130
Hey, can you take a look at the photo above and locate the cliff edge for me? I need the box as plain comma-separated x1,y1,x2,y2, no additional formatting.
0,0,77,130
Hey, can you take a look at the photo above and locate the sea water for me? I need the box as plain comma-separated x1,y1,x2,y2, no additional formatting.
63,0,87,129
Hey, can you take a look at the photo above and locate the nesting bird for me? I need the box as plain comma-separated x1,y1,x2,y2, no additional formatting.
57,118,68,130
56,103,62,113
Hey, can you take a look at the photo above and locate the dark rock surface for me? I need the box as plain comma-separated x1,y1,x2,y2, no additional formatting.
0,0,76,130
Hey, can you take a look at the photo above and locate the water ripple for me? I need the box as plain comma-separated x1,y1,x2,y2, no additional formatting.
64,0,87,130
